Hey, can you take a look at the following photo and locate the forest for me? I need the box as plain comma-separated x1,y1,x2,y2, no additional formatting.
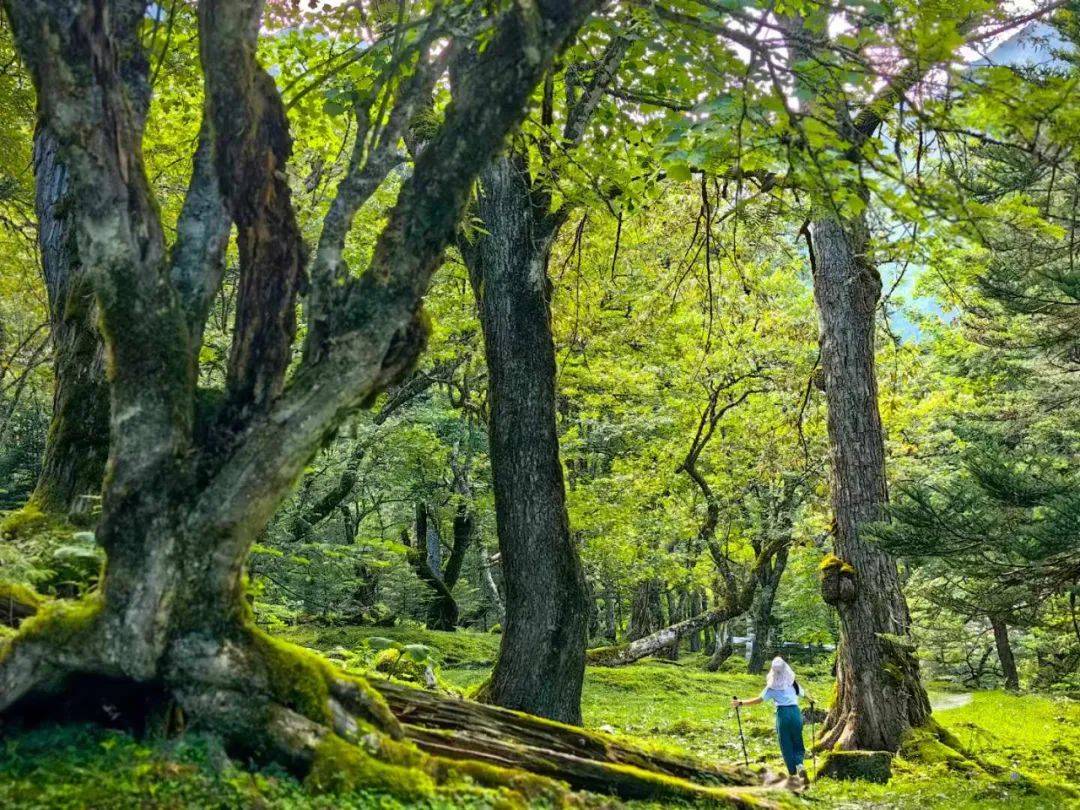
0,0,1077,807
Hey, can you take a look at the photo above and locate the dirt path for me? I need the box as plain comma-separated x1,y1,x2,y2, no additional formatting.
930,692,973,711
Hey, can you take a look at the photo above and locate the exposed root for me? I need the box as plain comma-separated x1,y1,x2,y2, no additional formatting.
898,719,994,774
2,616,785,807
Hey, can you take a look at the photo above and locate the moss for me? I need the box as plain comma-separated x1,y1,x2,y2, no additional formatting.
0,505,49,540
584,644,625,666
372,648,429,682
15,593,102,648
428,758,567,804
0,581,44,612
899,722,979,773
818,553,855,575
249,628,336,726
306,734,435,798
818,750,894,783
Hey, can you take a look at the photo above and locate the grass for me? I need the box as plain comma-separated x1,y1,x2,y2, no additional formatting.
0,723,514,809
1,625,1076,808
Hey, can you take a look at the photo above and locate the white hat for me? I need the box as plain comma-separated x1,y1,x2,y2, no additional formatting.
766,656,795,690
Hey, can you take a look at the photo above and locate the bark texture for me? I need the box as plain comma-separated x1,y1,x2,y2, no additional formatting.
990,614,1019,690
809,212,930,750
775,9,932,752
28,121,108,514
462,152,589,724
458,34,630,723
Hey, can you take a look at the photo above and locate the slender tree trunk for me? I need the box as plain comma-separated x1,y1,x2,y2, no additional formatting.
688,590,703,652
603,585,618,642
747,546,789,673
989,614,1019,690
28,125,109,515
628,579,664,640
406,503,459,631
706,622,734,672
810,213,930,750
480,551,505,625
461,153,588,724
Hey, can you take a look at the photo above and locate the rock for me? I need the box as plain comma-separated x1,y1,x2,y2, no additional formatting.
818,750,893,783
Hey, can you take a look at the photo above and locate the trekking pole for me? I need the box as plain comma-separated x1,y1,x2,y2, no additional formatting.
809,699,817,776
733,697,750,768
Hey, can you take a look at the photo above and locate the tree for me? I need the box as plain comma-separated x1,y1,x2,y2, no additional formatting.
404,490,475,631
27,127,112,515
459,29,631,723
0,0,598,786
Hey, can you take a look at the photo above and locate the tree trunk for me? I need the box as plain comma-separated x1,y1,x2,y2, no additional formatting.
989,614,1019,690
461,152,588,724
810,213,931,751
706,623,735,672
688,590,703,652
628,579,665,640
28,125,109,515
406,504,459,631
480,551,504,624
747,546,789,674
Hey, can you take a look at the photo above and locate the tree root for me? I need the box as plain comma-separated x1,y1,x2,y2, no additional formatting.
1,616,784,807
367,679,787,805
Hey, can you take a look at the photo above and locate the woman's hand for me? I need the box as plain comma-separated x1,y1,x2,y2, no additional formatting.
731,698,742,708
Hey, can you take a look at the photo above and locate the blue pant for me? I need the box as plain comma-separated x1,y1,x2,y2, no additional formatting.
775,705,805,774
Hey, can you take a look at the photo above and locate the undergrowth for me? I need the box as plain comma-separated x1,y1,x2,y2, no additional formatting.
2,627,1076,808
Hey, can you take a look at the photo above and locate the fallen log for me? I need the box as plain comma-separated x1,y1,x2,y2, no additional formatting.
587,605,741,667
0,582,42,629
370,679,780,806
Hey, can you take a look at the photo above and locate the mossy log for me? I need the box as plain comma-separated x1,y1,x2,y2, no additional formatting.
587,603,743,667
0,583,42,629
817,750,893,783
370,679,779,805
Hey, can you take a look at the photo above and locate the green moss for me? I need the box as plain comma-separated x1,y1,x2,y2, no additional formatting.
306,734,435,798
373,648,429,681
0,581,44,612
819,750,894,783
16,593,102,648
899,722,978,772
249,628,336,725
0,505,49,540
0,722,512,809
429,759,565,805
819,553,855,575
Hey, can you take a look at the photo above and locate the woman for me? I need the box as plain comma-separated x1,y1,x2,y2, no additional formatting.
732,656,809,783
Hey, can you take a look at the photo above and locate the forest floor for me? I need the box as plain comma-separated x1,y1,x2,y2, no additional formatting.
1,624,1077,808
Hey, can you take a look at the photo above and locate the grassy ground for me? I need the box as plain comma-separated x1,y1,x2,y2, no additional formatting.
1,624,1077,808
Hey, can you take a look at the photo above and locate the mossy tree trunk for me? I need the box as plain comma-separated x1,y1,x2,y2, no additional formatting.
808,210,930,750
28,114,109,516
777,10,932,753
457,36,629,724
0,0,597,789
747,481,799,673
